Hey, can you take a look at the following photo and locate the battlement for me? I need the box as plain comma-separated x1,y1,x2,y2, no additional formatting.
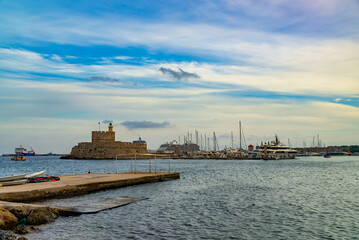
92,131,115,143
91,123,115,143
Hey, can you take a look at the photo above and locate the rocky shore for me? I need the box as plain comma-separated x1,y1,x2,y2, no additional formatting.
0,204,58,239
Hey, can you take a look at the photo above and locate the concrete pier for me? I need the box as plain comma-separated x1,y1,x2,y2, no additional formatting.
0,172,180,202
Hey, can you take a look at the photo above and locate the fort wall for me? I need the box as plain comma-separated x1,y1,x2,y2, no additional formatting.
70,141,147,159
68,123,148,159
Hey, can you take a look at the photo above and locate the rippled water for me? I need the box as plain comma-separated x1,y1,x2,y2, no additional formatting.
1,156,359,239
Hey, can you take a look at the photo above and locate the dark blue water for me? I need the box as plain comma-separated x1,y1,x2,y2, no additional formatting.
1,156,359,239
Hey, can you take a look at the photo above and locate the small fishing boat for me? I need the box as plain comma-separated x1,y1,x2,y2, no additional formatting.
324,153,331,158
1,179,27,186
25,170,46,178
11,155,26,161
0,174,27,182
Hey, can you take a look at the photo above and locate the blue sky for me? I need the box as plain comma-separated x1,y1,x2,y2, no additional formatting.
0,0,358,153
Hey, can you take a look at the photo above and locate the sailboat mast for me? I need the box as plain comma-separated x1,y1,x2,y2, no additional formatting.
213,132,216,151
204,134,207,150
239,121,242,150
231,131,233,149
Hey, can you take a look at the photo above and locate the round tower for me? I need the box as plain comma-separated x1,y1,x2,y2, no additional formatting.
108,123,113,132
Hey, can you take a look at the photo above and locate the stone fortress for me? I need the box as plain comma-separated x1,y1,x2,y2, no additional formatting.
68,123,148,159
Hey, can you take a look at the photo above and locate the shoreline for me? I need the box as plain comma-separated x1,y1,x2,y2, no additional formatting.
0,172,180,239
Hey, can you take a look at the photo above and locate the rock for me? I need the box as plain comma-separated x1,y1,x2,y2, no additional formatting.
26,207,58,225
17,237,28,240
0,208,18,230
13,225,38,234
0,230,17,240
6,207,30,221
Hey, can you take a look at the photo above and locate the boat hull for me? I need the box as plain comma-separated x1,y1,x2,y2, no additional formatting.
1,179,27,186
21,152,35,156
25,170,46,178
11,156,26,161
0,174,27,182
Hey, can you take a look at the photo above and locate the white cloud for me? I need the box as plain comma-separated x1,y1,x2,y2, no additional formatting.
113,56,133,60
1,47,358,96
1,75,358,152
0,3,358,152
50,54,62,61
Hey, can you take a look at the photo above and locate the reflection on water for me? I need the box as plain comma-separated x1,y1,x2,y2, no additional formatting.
1,156,359,239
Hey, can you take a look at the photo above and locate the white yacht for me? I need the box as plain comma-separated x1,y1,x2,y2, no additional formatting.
256,135,298,159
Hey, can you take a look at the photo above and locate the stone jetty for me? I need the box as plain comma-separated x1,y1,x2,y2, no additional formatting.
0,172,180,202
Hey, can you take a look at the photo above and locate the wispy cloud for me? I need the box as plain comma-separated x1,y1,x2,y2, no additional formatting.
85,76,122,83
102,120,113,124
334,98,352,103
121,121,171,130
113,56,133,60
159,67,200,81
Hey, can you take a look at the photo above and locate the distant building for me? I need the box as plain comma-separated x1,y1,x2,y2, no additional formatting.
157,140,199,154
68,123,147,159
248,144,254,151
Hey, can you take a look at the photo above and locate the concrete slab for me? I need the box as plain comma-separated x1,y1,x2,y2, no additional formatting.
67,196,147,214
0,172,179,202
0,196,147,216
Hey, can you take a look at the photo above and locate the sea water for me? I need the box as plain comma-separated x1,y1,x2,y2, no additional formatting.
1,156,358,239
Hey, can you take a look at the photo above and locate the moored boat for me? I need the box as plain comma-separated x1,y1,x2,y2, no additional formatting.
255,135,298,159
323,153,331,158
15,145,36,156
11,155,26,161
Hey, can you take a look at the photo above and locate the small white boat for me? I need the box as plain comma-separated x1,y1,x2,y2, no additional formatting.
25,170,46,178
0,174,27,182
2,179,27,186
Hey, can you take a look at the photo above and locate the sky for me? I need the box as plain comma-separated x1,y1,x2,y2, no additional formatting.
0,0,358,154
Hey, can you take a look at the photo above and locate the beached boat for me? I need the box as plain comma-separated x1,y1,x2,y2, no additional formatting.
11,155,26,161
323,153,331,158
25,170,46,178
1,179,27,186
0,174,27,182
27,176,60,183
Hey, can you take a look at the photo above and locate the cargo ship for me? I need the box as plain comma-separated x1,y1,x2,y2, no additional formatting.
15,145,36,156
